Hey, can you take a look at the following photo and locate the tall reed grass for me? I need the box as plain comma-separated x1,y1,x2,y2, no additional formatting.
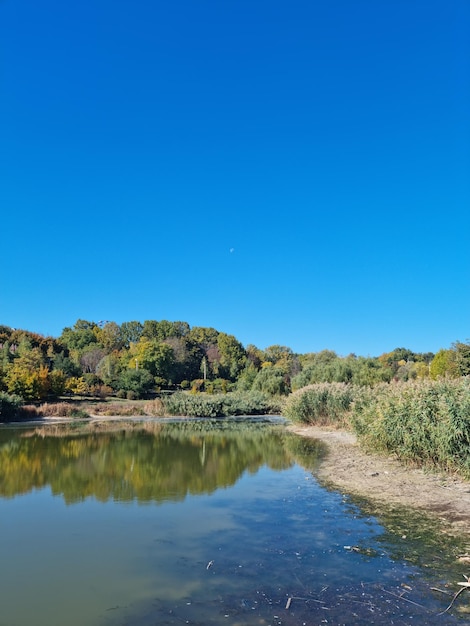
282,382,355,426
162,390,279,418
284,378,470,477
350,378,470,476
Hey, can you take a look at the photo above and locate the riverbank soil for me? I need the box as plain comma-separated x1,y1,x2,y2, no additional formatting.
288,424,470,541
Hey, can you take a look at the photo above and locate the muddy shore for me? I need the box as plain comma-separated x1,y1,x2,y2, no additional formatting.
288,424,470,541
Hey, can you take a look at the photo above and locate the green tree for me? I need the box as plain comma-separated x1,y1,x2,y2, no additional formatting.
129,339,175,384
246,344,263,368
430,349,458,379
188,326,219,347
142,320,190,341
60,320,99,352
236,364,259,391
351,357,391,386
252,367,289,396
5,348,50,401
120,321,144,347
116,369,155,398
49,369,67,396
96,353,123,387
163,336,203,384
94,322,124,352
52,352,81,377
217,333,247,380
454,341,470,376
263,345,293,365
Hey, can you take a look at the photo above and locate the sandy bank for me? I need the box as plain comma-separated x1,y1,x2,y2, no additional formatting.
287,424,470,540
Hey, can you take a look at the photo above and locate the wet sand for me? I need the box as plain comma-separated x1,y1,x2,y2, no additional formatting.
288,424,470,540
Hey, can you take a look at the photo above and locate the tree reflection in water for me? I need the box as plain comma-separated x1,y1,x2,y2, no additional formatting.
0,420,324,504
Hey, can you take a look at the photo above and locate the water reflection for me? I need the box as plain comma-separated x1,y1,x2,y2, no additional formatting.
0,420,323,504
0,421,466,626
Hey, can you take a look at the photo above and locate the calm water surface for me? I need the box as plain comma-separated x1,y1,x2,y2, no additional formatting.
0,419,467,625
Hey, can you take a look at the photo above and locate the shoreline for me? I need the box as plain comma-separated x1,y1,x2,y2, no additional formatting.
287,424,470,540
4,414,469,540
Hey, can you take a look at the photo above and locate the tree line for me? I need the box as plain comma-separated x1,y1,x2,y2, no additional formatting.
0,318,468,404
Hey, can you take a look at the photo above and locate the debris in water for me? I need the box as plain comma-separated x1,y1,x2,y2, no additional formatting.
438,575,470,615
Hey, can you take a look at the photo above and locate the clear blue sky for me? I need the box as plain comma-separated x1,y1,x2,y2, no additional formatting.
1,0,469,357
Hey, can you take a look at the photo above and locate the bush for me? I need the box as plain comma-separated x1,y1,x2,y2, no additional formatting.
0,392,23,421
115,369,155,398
223,390,281,415
282,382,355,426
163,392,224,417
252,367,290,395
162,390,279,418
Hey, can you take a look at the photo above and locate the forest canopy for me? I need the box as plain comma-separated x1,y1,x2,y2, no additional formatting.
0,319,466,403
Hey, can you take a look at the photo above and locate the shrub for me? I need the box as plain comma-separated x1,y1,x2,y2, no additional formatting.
161,390,279,418
252,367,290,395
221,391,274,415
115,369,154,398
282,382,355,426
162,392,224,417
0,391,22,421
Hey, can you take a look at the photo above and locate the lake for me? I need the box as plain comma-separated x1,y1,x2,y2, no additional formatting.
0,418,467,625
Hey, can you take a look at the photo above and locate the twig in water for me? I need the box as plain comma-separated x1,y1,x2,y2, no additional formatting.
380,588,428,611
292,596,325,604
438,575,470,615
430,587,452,596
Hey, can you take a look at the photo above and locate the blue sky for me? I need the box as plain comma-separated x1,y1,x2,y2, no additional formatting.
1,0,469,357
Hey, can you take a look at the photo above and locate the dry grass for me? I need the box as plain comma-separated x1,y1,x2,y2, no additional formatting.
20,402,89,418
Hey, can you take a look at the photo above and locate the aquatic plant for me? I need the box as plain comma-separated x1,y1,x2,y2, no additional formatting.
282,382,355,426
350,378,470,477
161,390,280,417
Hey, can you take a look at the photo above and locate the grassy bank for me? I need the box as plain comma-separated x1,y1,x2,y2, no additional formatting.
283,378,470,478
0,390,283,422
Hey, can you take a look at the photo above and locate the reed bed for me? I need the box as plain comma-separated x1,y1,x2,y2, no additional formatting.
350,378,470,477
12,402,91,420
162,390,280,417
282,382,355,427
284,378,470,478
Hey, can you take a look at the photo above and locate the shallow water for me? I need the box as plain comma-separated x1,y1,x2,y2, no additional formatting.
0,419,467,625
